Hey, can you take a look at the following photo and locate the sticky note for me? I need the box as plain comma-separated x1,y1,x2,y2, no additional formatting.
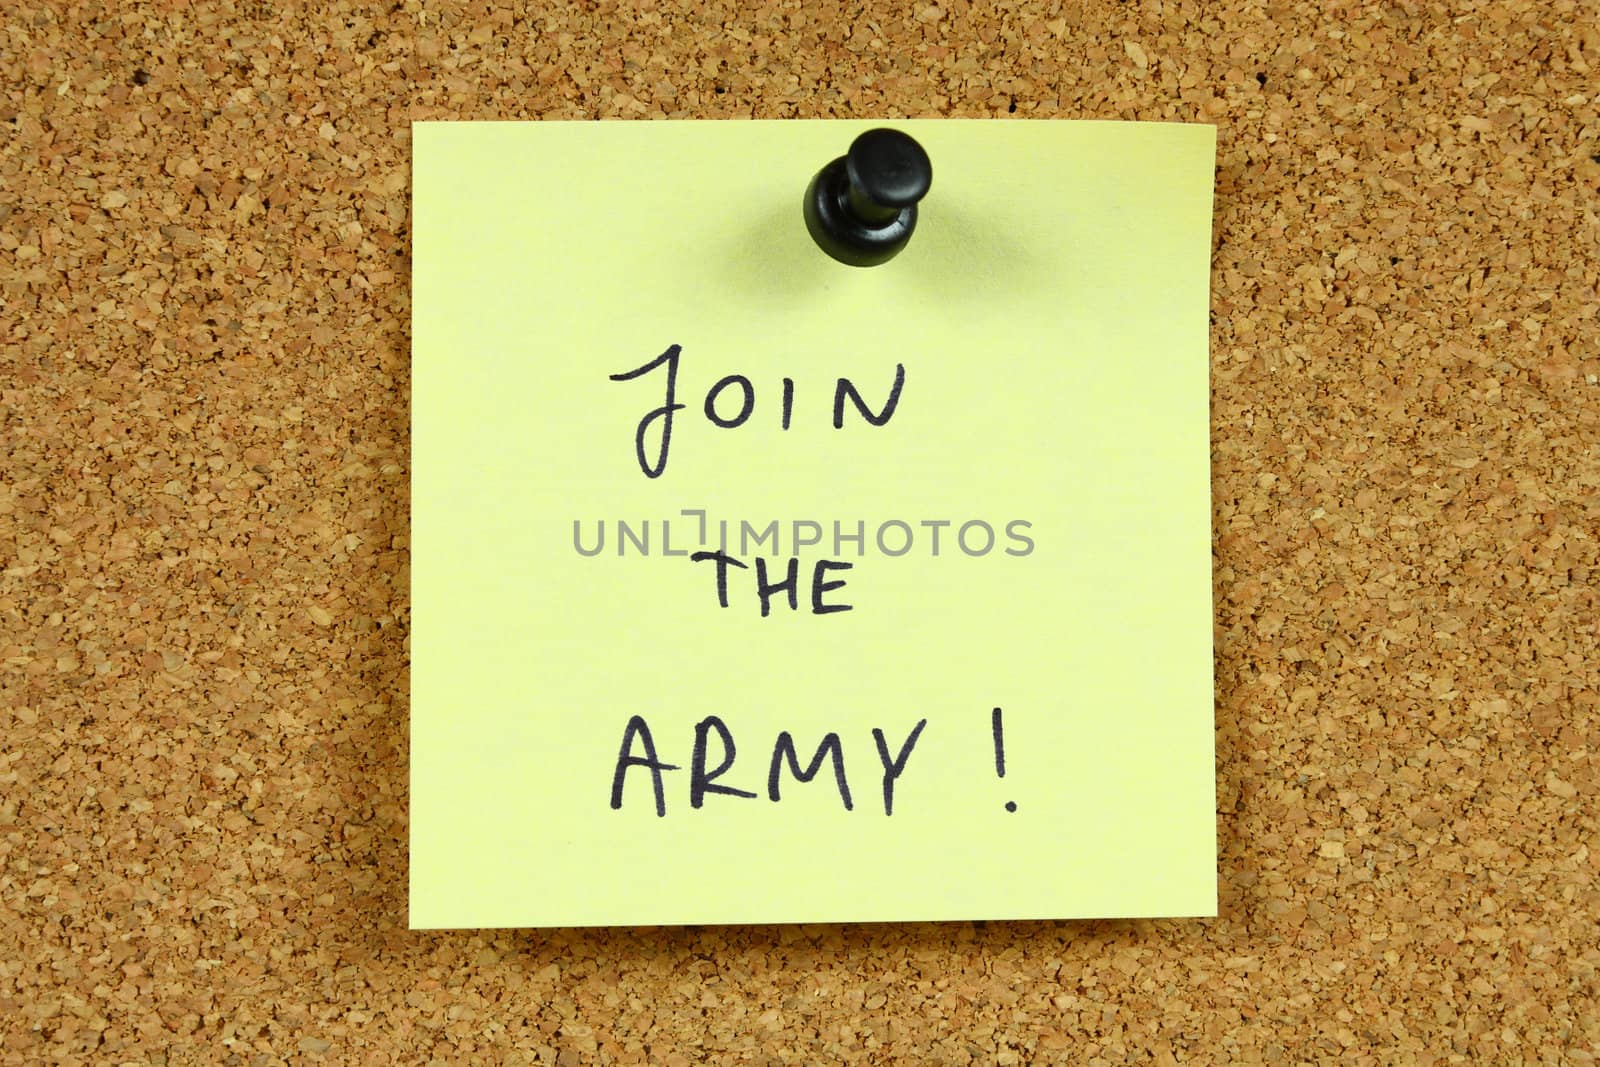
411,120,1218,929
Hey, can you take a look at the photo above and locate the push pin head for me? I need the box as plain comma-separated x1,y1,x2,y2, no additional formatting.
803,128,932,267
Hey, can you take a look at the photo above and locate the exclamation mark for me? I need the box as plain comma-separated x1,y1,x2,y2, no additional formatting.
993,707,1016,812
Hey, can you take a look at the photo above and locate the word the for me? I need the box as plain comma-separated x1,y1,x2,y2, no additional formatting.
691,551,852,616
609,344,906,478
610,714,928,816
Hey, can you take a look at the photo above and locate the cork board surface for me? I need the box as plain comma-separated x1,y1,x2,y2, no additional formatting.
2,0,1597,1062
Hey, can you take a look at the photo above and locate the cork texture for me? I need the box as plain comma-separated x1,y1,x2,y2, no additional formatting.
3,1,1598,1063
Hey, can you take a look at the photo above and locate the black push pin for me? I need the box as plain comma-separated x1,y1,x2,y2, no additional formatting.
803,128,932,267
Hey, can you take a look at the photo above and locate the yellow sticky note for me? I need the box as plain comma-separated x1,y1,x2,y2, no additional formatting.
411,120,1217,928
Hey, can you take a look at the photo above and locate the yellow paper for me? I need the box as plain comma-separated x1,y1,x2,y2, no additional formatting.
411,120,1217,928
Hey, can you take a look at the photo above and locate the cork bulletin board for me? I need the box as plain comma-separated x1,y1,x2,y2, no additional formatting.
3,0,1597,1062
